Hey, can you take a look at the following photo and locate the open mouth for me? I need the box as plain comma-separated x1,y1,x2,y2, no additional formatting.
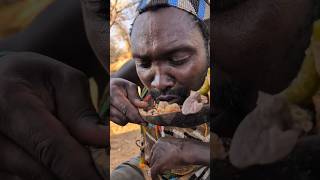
156,95,180,104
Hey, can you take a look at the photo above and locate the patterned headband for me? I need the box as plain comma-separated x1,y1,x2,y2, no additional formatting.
137,0,210,21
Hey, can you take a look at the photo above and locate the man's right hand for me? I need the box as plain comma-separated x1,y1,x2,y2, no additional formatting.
0,52,107,180
110,78,148,126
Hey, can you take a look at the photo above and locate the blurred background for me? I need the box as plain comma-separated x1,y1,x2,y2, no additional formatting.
110,0,136,72
0,0,108,106
0,0,141,173
110,0,141,172
0,0,109,175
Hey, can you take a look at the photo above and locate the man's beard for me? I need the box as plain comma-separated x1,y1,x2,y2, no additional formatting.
149,87,190,105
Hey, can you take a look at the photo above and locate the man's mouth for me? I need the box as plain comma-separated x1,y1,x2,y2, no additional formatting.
156,95,180,104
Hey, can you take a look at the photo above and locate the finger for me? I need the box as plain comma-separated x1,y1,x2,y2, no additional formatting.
52,68,107,147
120,98,146,125
110,80,147,124
150,163,161,180
0,172,23,180
149,143,157,167
0,134,56,180
126,84,148,108
110,105,128,126
149,142,168,178
112,93,146,125
2,93,102,180
149,141,164,167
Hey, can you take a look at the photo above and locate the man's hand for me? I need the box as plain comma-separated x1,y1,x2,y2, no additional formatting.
110,78,148,126
0,52,107,180
149,137,210,180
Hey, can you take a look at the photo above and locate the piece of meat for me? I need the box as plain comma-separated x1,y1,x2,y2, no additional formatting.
182,91,204,115
229,92,312,168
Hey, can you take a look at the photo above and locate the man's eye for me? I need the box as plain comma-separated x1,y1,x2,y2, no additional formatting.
169,51,191,65
170,56,190,65
136,59,151,68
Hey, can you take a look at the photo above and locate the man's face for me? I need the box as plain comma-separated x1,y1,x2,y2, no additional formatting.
131,7,208,104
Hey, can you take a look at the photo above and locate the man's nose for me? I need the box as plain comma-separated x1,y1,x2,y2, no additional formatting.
150,70,174,91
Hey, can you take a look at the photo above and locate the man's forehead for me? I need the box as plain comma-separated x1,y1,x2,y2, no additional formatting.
131,7,200,56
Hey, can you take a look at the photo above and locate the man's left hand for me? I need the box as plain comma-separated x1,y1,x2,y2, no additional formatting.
149,137,210,180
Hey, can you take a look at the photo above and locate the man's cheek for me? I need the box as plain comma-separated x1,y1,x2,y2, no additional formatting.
136,68,151,88
177,66,207,90
176,74,200,91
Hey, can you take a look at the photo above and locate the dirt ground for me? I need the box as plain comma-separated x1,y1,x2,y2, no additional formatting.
110,122,141,172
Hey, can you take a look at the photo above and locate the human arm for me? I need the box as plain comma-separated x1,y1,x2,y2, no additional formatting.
149,137,210,179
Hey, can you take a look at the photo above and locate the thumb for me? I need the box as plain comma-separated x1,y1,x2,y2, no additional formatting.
52,67,108,148
150,164,161,180
126,83,148,108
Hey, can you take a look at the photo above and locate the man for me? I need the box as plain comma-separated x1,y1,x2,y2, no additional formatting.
109,0,210,179
0,0,108,180
0,0,318,179
112,0,320,179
